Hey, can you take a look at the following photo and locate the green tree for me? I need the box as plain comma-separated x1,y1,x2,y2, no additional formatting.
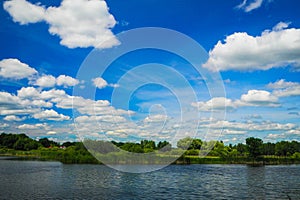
190,139,202,150
177,137,193,150
39,138,59,148
121,142,143,153
24,140,40,150
261,142,275,155
141,140,156,150
13,138,26,150
275,141,290,156
246,137,263,158
157,141,171,152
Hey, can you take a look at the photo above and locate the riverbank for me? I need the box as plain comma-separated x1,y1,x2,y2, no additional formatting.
1,148,300,165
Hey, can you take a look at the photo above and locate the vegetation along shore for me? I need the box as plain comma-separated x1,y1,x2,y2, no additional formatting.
1,133,300,165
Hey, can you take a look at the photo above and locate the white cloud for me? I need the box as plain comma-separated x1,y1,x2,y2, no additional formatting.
285,129,300,135
18,123,50,130
34,75,56,88
0,123,9,128
200,118,297,132
0,89,55,116
33,74,80,88
3,115,25,121
204,23,300,72
273,22,291,31
33,109,70,121
4,0,119,48
236,0,264,12
274,86,300,97
144,114,168,123
236,0,247,9
222,129,246,135
192,90,279,112
47,131,57,135
244,114,262,120
92,77,119,89
267,79,298,89
239,90,279,107
268,79,300,97
0,91,35,115
30,100,52,108
93,77,108,89
3,0,45,24
18,124,37,130
0,58,37,79
40,89,66,100
16,87,53,107
191,97,236,112
56,75,79,87
17,87,40,99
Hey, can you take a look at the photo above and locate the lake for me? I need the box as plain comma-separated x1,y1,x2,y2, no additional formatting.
0,159,299,199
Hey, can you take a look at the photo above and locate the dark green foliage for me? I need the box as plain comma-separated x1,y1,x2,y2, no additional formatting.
0,133,40,151
0,133,21,148
121,142,144,153
235,143,248,155
177,137,203,150
1,133,300,164
62,141,76,147
246,137,263,158
274,140,300,156
141,140,156,150
85,140,119,154
39,138,59,148
177,137,193,149
157,141,172,152
261,142,275,155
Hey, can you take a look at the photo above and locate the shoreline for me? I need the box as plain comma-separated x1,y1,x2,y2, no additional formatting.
1,153,300,165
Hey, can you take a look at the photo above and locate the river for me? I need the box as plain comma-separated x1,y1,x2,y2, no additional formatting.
0,159,299,199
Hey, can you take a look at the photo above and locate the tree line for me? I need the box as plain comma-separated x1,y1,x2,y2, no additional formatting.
1,133,300,161
176,136,300,159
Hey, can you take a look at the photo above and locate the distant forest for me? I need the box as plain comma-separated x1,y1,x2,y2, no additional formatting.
1,133,300,164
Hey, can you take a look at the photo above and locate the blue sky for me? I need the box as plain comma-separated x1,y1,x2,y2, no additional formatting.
0,0,300,144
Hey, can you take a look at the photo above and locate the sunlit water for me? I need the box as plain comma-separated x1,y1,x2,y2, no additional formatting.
0,158,299,199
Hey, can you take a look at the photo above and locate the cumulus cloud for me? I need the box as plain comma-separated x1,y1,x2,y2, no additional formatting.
0,123,9,128
0,88,56,116
239,90,279,107
3,115,25,121
268,79,300,97
192,90,279,112
18,123,50,130
3,0,119,48
204,23,300,72
92,77,118,89
34,75,56,88
273,22,291,31
144,114,168,123
3,0,45,24
56,75,79,87
17,87,40,99
236,0,264,12
0,58,37,79
191,97,236,112
93,77,108,89
267,79,299,89
47,131,57,135
0,91,33,115
32,74,79,88
200,118,297,132
33,109,70,121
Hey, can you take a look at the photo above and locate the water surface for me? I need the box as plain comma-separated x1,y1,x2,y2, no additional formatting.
0,159,299,199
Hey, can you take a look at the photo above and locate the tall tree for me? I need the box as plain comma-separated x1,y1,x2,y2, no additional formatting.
246,137,263,158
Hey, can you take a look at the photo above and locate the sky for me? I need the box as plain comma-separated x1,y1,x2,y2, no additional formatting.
0,0,300,145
